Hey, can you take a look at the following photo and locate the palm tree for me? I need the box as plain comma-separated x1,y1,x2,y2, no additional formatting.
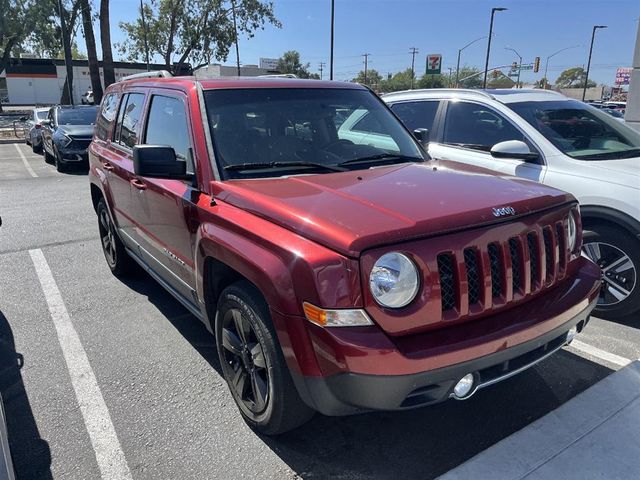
100,0,116,87
80,0,103,103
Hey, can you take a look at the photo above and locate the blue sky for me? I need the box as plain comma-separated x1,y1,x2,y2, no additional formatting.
100,0,639,85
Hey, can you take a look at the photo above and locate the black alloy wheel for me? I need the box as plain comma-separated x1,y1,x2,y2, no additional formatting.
583,225,640,320
96,198,134,277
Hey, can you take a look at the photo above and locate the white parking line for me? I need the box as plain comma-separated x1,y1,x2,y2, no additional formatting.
13,143,37,178
29,249,133,480
569,339,632,367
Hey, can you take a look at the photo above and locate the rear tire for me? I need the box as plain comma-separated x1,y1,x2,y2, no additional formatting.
583,225,640,320
44,147,54,164
215,281,314,435
32,141,42,154
97,198,135,277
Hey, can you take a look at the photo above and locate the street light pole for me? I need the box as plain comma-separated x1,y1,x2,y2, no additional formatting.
456,36,487,87
483,7,507,89
329,0,335,80
504,47,522,88
583,25,607,101
543,45,581,89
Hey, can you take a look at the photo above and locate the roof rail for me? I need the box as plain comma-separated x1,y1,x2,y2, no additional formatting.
257,74,298,78
120,70,173,82
383,88,494,100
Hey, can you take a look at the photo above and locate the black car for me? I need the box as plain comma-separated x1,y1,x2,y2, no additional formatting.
41,105,99,172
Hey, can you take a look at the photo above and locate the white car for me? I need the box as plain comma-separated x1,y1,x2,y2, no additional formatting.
383,89,640,319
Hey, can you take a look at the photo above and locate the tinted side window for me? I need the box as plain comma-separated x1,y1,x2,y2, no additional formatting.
391,101,440,133
443,102,524,151
114,93,145,149
96,92,119,141
145,96,191,162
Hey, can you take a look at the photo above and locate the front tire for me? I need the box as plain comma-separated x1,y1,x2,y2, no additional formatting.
97,198,135,277
55,149,68,173
215,281,314,435
582,225,639,320
44,147,54,164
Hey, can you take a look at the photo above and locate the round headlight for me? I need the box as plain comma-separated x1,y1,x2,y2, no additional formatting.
369,252,419,308
568,211,577,252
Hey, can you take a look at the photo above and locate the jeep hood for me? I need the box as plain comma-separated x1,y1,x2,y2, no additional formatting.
212,161,574,257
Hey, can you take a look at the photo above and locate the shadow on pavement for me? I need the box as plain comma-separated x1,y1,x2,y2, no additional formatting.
118,272,614,479
0,310,52,480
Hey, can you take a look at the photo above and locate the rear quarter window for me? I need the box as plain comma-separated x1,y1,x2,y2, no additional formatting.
95,92,119,141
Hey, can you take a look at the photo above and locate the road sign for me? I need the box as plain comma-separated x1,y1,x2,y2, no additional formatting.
426,54,442,74
615,67,631,85
520,64,533,71
259,58,279,70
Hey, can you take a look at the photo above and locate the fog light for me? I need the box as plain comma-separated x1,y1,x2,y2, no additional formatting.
566,326,578,344
453,373,475,399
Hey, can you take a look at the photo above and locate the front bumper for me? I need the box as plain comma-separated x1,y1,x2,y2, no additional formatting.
288,257,600,416
293,301,593,415
59,149,89,162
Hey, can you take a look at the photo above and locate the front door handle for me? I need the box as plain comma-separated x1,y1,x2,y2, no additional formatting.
130,178,147,190
102,161,115,171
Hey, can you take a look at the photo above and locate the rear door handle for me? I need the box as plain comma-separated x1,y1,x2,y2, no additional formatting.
102,161,114,171
130,178,147,190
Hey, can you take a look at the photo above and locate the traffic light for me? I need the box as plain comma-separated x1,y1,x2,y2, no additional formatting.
534,56,540,73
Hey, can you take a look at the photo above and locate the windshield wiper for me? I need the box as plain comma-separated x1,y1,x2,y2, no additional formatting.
224,161,346,172
337,154,424,167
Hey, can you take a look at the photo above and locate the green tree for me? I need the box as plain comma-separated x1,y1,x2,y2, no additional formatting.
417,74,445,89
352,69,382,86
555,67,595,88
453,66,483,88
276,50,319,78
79,0,103,103
118,0,280,74
380,68,415,92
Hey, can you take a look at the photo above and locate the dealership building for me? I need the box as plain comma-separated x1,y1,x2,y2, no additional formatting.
0,56,280,106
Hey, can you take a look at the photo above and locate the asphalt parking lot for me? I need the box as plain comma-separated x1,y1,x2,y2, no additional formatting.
1,140,639,480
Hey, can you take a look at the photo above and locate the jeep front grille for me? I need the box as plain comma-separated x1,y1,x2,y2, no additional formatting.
436,218,569,316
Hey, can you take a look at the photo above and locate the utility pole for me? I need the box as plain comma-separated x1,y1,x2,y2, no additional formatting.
583,25,607,101
139,0,150,71
363,53,370,84
329,0,335,80
483,7,507,89
57,0,74,104
409,47,418,89
319,62,325,80
231,0,241,76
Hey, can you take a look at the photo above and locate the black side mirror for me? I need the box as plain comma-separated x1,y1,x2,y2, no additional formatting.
133,145,190,179
413,128,429,147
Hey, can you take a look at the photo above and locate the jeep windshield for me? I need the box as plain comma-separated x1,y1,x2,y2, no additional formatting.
203,88,425,179
507,100,640,160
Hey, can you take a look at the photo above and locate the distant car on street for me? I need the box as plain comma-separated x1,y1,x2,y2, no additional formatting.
601,108,625,122
41,105,98,172
384,88,640,319
23,107,50,154
81,89,94,105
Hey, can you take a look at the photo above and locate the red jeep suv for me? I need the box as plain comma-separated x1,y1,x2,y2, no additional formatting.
88,74,601,434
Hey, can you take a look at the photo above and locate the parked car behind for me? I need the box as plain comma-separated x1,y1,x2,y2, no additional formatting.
383,88,640,319
23,107,50,154
41,105,98,172
81,89,94,105
89,76,600,434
